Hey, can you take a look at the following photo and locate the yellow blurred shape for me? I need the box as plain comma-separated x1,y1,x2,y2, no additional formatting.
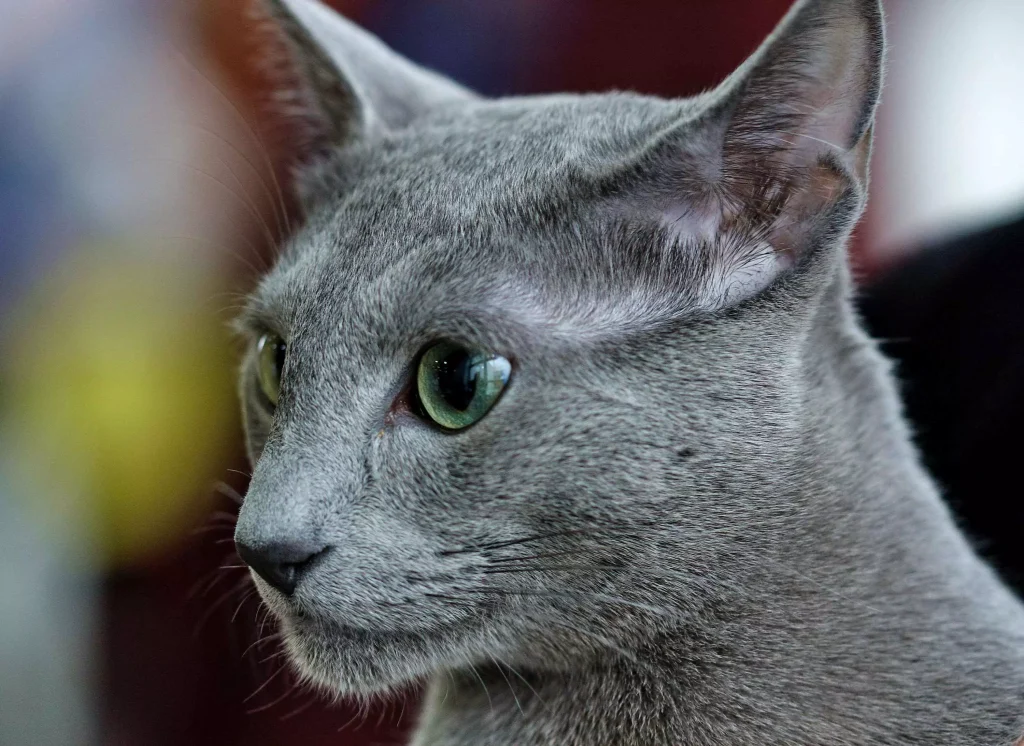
3,246,237,568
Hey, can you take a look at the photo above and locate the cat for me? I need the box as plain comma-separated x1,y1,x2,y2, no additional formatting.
231,0,1024,743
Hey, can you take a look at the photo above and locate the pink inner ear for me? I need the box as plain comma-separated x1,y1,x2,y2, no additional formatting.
767,158,851,258
659,203,785,313
731,10,876,175
656,133,854,313
808,16,874,149
661,202,723,243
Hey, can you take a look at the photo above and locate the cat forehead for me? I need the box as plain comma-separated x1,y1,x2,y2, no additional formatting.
242,97,672,308
273,95,706,277
302,93,698,221
249,213,584,345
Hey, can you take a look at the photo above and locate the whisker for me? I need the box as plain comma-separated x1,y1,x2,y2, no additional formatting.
208,510,240,524
422,592,485,609
214,480,246,505
776,130,843,151
183,118,288,241
481,564,623,575
375,695,389,728
245,667,295,713
194,575,252,637
486,550,582,564
489,546,887,618
260,649,290,666
278,696,315,721
170,46,294,238
489,655,524,717
440,529,594,557
459,588,676,619
242,632,281,660
395,690,408,727
466,663,493,713
190,522,235,538
494,656,545,709
337,701,371,733
136,207,271,283
197,139,282,252
145,158,278,255
231,588,260,623
436,670,451,710
256,605,274,640
187,548,246,599
187,568,230,600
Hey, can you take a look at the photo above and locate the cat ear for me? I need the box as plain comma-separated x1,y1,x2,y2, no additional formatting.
261,0,476,150
626,0,884,310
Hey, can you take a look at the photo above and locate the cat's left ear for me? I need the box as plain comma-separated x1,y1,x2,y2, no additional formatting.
261,0,476,152
620,0,884,310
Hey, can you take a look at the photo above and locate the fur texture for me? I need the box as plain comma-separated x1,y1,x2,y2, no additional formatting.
233,0,1024,743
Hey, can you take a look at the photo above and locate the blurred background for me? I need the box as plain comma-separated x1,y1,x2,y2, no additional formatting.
1,1,1021,744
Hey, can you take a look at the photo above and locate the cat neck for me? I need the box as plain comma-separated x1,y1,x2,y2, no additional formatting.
413,488,1024,744
414,569,1024,745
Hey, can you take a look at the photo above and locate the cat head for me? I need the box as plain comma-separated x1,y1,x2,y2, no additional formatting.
234,0,884,697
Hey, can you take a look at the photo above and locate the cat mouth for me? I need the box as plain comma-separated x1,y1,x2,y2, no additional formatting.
281,593,495,645
288,613,440,643
273,588,492,634
278,610,493,695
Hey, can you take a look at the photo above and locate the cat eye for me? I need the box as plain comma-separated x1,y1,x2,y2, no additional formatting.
257,332,287,407
415,341,511,431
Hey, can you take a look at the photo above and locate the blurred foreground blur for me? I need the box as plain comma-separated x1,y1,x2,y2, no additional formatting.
1,1,1022,745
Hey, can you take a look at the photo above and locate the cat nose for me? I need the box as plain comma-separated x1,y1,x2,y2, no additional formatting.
235,539,326,596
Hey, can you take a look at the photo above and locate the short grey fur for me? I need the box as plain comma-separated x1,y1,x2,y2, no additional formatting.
233,0,1024,743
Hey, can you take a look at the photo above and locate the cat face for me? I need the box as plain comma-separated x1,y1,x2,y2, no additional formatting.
235,0,883,696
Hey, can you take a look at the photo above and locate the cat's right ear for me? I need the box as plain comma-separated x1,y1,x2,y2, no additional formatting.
260,0,476,153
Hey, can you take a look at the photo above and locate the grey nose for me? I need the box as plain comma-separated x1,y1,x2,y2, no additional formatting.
235,539,326,596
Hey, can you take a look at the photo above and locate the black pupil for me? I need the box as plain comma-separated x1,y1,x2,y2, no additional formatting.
435,349,477,411
273,340,287,379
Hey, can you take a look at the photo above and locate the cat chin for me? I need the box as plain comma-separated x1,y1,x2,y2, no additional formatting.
277,613,495,698
281,631,418,698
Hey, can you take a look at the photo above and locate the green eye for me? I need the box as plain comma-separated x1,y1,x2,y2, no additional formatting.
257,333,287,406
416,341,511,430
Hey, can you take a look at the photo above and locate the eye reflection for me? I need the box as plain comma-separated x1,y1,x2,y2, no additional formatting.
415,341,511,430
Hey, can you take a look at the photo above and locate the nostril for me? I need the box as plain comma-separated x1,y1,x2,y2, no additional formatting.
235,539,327,597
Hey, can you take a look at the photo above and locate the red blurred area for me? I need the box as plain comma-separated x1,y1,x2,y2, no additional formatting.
545,0,793,95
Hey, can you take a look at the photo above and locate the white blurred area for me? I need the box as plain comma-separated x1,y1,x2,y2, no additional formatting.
872,0,1024,258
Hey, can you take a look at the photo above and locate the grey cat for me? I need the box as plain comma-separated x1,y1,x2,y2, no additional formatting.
231,0,1024,743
